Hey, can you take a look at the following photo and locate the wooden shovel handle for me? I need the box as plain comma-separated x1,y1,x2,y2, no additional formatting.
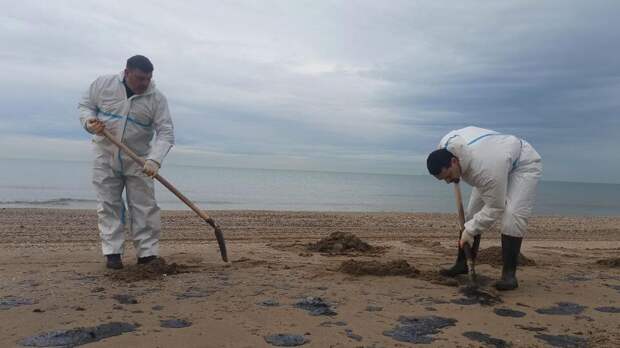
100,129,228,262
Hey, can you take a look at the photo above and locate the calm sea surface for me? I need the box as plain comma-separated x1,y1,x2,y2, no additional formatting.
1,158,618,216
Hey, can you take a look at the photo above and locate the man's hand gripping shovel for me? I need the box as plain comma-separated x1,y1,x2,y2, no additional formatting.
99,128,228,262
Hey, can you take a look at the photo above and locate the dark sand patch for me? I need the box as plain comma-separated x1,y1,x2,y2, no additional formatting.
417,270,459,287
606,284,620,293
307,232,384,255
295,297,336,316
517,325,548,332
597,258,620,267
19,322,136,347
258,299,280,307
451,286,502,306
403,239,451,254
534,333,588,348
383,315,457,344
160,319,192,328
564,274,592,282
494,308,526,318
421,271,495,288
463,331,510,348
338,259,418,277
594,306,620,313
231,257,268,268
107,258,190,282
319,321,347,327
112,294,138,305
176,287,210,300
366,305,383,312
476,246,535,267
345,329,363,341
264,334,309,346
0,297,36,310
535,302,586,316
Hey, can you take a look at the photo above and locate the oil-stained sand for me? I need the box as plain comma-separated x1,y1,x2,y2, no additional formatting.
1,208,620,347
107,257,192,282
338,259,419,277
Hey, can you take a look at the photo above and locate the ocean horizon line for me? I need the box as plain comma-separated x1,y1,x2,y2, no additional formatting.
1,157,618,186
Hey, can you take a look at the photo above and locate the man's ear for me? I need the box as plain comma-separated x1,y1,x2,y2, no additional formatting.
450,157,459,167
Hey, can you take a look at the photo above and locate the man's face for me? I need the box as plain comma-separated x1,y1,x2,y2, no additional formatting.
434,157,461,184
124,68,152,94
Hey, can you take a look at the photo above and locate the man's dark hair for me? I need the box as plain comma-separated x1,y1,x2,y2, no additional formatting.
426,148,456,175
126,55,154,73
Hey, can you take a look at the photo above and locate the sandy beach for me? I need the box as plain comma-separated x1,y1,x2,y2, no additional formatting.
1,208,619,347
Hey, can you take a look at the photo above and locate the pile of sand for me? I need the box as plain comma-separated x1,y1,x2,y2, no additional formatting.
307,232,378,255
338,259,419,277
475,246,536,267
107,258,188,282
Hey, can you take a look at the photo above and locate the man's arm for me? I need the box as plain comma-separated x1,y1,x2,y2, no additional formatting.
145,93,175,166
78,78,100,133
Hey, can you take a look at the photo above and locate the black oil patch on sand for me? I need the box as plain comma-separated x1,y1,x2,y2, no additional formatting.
264,334,308,346
463,331,510,348
534,333,588,348
594,306,620,313
19,322,136,347
383,315,457,344
451,286,502,306
160,319,192,328
295,297,336,316
494,308,526,318
535,302,586,315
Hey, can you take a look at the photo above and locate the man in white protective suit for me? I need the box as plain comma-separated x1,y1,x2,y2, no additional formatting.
78,55,175,269
426,126,542,290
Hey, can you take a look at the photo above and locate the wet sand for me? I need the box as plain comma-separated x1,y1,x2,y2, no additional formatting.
1,208,619,347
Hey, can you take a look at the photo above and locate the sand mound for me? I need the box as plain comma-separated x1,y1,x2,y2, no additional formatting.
596,258,620,267
107,258,188,282
338,259,419,277
307,232,378,254
476,246,535,266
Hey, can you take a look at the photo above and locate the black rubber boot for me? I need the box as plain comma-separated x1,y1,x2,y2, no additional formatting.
105,254,123,270
137,255,158,265
495,234,523,291
440,235,481,277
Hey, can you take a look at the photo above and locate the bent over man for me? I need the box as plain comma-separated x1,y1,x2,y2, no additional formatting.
426,126,542,290
78,55,175,269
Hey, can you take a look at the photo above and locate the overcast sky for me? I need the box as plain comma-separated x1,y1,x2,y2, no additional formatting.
1,1,619,183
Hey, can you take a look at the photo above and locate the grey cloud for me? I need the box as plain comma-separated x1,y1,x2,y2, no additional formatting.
0,1,619,182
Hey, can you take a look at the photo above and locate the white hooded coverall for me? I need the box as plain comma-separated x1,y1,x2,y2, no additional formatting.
439,126,542,238
78,72,174,257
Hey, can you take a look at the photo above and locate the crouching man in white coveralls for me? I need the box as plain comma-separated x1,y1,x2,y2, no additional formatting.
426,126,542,290
78,55,175,269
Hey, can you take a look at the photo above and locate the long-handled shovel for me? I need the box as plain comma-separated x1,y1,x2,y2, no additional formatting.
101,129,228,262
453,182,476,286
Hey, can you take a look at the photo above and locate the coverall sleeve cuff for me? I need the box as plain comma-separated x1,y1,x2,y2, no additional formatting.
146,142,173,166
